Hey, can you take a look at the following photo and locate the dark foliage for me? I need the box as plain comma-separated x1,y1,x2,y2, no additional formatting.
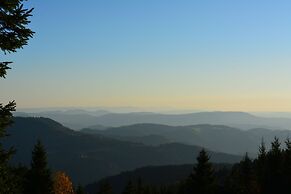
87,137,291,194
86,164,232,194
24,140,54,194
0,1,33,193
188,149,215,194
0,102,16,194
0,0,34,77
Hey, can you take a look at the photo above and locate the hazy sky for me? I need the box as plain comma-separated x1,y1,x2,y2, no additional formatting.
1,0,291,111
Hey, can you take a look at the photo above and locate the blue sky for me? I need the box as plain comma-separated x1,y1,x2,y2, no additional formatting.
1,0,291,111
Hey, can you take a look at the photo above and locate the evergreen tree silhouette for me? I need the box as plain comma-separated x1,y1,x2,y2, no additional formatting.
258,138,267,161
0,0,34,78
265,137,283,194
236,154,258,194
282,138,291,192
25,140,53,194
110,139,291,194
0,1,34,193
0,102,17,194
255,139,267,193
189,149,215,194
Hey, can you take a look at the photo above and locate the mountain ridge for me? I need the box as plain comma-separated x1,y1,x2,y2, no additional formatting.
81,123,291,156
15,111,291,130
3,117,241,184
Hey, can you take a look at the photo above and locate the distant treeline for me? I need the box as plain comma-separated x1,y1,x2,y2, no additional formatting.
94,137,291,194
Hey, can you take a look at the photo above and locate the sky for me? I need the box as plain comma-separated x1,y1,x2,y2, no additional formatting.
1,0,291,111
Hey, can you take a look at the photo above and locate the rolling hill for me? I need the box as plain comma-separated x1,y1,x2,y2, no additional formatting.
90,111,291,130
14,110,110,129
81,123,291,156
3,117,241,184
16,111,291,130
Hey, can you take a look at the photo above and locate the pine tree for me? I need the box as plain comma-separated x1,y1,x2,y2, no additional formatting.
25,140,53,194
226,154,255,194
0,102,17,194
258,138,267,161
270,137,281,156
255,139,267,193
0,1,34,193
0,0,34,77
282,138,291,192
237,154,258,194
189,149,215,194
265,137,283,194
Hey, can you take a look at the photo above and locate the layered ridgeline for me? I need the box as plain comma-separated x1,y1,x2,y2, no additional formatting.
81,124,291,156
3,117,240,185
15,111,291,130
14,109,111,129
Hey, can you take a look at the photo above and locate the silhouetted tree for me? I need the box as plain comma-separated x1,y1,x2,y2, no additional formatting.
0,102,17,193
255,139,267,193
265,137,283,194
229,153,258,194
0,1,34,193
282,138,291,192
25,140,53,194
188,149,215,194
117,138,291,194
0,0,34,77
258,138,267,161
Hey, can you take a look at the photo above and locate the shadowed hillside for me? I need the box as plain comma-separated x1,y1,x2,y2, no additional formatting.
3,117,241,184
81,123,291,156
86,164,232,194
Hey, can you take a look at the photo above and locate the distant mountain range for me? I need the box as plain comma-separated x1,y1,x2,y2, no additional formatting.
14,110,110,129
15,110,291,130
81,123,291,156
3,117,241,185
90,111,291,130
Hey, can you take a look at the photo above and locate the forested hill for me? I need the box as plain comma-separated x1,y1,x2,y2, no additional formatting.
3,117,241,184
86,164,232,194
82,123,291,156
